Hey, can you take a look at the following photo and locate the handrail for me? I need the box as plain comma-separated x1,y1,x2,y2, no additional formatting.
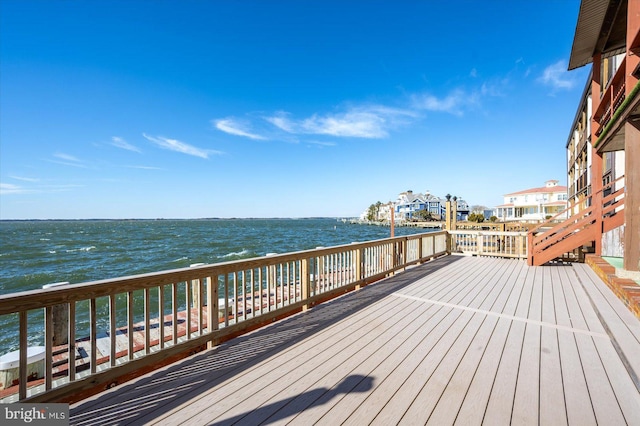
528,175,625,265
0,231,448,403
529,175,625,236
449,230,528,259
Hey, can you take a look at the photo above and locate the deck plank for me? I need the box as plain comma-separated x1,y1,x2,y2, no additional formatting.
552,265,597,425
296,256,501,425
68,257,640,426
421,259,521,425
539,266,567,425
453,260,528,426
510,266,542,426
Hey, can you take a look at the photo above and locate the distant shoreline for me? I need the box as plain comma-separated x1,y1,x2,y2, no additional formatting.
0,217,348,222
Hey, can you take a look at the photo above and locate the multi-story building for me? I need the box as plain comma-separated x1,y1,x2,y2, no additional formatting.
565,0,639,271
495,180,568,222
394,190,469,221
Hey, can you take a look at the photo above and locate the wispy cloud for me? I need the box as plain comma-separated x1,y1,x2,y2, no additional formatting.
111,136,141,153
9,175,39,182
48,153,88,168
54,153,82,162
264,105,417,139
126,165,164,170
0,183,31,195
307,140,337,148
213,118,267,140
411,89,478,116
142,133,220,159
538,60,576,90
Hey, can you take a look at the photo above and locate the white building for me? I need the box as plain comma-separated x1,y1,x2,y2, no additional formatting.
495,180,568,222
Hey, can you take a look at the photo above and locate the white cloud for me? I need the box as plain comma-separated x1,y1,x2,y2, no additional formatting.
126,165,163,170
213,118,267,140
265,112,296,133
265,105,416,139
411,89,472,116
111,136,141,153
9,175,39,182
307,140,337,147
54,153,82,162
48,153,88,168
142,133,220,159
538,60,576,90
0,183,30,195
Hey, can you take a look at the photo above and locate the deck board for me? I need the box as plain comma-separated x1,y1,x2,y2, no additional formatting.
69,256,640,426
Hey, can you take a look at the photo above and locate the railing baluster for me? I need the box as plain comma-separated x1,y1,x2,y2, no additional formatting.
90,298,97,374
159,286,165,350
144,289,150,355
224,274,230,327
185,279,191,340
127,292,134,360
19,311,27,399
171,284,178,346
45,306,53,390
69,302,76,382
110,294,116,367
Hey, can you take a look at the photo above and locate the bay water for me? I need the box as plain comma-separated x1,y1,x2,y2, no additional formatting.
0,218,429,353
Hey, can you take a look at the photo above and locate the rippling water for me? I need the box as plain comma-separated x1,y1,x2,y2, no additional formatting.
0,218,429,352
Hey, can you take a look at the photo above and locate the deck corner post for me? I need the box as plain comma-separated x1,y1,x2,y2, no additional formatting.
527,231,534,265
301,258,311,311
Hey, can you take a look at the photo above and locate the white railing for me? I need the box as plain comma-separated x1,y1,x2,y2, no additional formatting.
0,231,447,403
449,230,528,259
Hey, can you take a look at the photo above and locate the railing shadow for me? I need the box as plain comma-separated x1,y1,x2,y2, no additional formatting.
211,374,374,425
69,255,461,425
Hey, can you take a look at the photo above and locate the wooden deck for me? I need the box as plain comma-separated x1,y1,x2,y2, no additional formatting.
69,256,640,425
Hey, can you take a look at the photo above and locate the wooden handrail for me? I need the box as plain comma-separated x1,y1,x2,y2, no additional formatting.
0,231,449,403
528,175,625,266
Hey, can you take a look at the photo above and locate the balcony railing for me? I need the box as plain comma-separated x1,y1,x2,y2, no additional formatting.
449,230,528,259
0,231,449,403
594,57,627,136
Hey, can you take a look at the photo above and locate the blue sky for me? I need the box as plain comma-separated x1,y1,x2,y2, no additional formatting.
0,0,590,219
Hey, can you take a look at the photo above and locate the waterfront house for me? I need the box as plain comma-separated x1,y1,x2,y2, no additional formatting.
495,180,568,222
393,190,469,222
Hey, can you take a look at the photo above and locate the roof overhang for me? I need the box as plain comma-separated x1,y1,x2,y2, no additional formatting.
568,0,628,70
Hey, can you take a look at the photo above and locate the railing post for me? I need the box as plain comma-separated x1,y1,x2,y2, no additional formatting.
593,188,603,255
207,274,218,349
477,232,483,256
527,231,534,265
301,258,311,311
402,238,408,268
42,282,70,346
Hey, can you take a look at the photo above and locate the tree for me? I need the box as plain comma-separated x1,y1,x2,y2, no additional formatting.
413,209,433,221
489,216,498,222
366,201,384,222
366,204,376,222
468,212,485,223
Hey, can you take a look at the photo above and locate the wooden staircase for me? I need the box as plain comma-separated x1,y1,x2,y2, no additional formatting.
528,177,625,266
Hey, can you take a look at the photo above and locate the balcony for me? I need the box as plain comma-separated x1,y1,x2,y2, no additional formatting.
66,256,640,424
594,56,627,137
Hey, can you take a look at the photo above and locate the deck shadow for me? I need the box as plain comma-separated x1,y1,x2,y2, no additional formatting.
69,255,461,425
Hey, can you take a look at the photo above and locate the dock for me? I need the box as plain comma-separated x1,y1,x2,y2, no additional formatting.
68,256,640,425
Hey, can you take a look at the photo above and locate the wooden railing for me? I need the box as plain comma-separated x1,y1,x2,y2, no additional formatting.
594,57,627,136
528,176,625,266
0,231,448,403
449,230,528,259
